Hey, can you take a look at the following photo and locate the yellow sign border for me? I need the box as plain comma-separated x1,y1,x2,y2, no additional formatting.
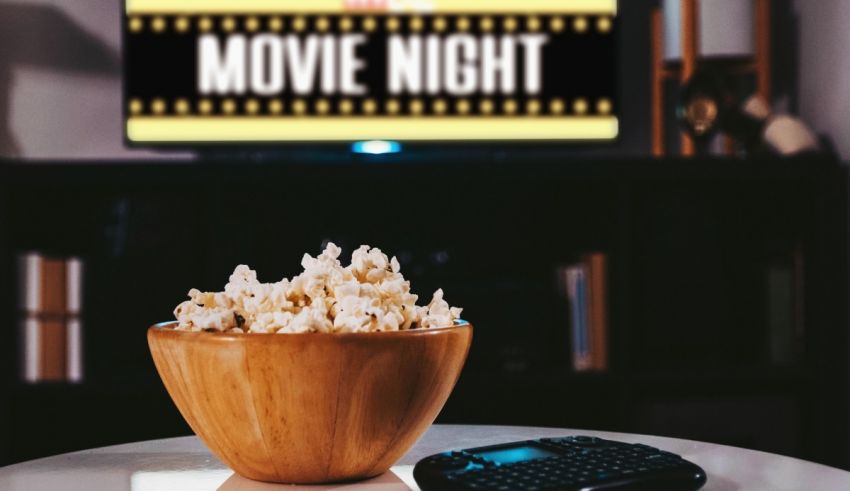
126,0,617,15
127,117,618,142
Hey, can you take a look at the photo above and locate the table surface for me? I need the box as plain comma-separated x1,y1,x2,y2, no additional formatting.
2,424,850,490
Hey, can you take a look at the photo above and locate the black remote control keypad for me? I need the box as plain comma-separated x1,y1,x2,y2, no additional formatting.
413,435,707,490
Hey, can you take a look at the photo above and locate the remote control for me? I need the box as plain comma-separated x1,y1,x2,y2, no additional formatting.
413,435,707,490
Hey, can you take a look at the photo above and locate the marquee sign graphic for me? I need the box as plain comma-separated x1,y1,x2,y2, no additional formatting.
124,0,618,143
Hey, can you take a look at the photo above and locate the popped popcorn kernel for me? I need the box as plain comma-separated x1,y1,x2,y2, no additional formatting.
173,243,463,333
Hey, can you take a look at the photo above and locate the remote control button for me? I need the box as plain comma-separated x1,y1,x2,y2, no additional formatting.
632,444,659,452
571,436,600,445
595,471,621,480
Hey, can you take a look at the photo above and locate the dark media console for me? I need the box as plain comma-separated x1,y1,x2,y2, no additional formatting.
0,156,847,471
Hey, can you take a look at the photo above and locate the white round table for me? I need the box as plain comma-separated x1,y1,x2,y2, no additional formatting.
2,425,849,490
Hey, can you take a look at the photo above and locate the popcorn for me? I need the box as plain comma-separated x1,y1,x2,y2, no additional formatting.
173,244,463,333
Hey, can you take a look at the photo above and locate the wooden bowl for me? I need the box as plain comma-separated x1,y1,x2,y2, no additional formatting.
147,321,473,484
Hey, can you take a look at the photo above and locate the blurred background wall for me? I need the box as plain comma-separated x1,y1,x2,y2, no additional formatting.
0,0,189,159
795,0,850,161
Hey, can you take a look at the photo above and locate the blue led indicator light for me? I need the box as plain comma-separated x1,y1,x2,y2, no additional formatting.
351,140,402,155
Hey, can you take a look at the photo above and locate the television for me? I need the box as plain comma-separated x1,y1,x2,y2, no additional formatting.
123,0,618,145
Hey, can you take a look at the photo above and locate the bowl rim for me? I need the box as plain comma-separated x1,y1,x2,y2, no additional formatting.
149,319,471,338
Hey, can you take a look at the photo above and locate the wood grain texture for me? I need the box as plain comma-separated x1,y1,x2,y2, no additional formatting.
40,258,66,314
148,322,472,484
651,8,665,157
40,319,67,381
680,0,698,156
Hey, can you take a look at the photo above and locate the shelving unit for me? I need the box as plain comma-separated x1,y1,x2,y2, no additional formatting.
0,156,847,469
651,0,772,156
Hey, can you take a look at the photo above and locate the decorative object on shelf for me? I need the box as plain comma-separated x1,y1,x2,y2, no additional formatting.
558,252,609,372
676,69,821,156
765,246,805,365
651,0,770,156
736,95,821,156
676,69,730,142
17,252,84,383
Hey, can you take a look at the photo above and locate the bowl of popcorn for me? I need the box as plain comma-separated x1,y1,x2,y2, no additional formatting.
148,244,471,484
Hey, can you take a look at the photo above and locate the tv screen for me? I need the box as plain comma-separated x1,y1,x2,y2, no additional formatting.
123,0,618,144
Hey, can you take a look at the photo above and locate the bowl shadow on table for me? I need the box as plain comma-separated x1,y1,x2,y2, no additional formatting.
217,470,413,490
